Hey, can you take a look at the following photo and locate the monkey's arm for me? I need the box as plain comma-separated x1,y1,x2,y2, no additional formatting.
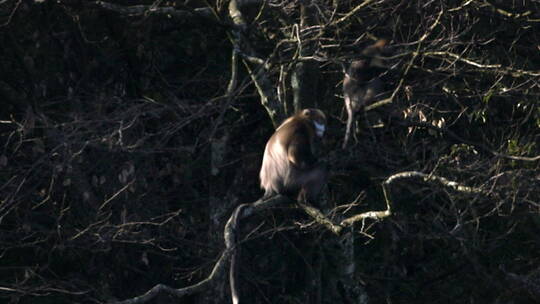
287,135,317,169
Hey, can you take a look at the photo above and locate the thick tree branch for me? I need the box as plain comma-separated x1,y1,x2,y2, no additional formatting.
227,0,285,126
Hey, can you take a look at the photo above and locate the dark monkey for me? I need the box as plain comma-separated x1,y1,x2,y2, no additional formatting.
259,109,327,204
342,40,390,149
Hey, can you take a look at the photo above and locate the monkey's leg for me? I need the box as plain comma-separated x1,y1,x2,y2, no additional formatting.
363,109,377,142
343,110,355,149
352,118,360,144
297,165,328,205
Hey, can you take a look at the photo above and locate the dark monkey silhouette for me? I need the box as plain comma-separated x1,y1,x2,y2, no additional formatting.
342,40,391,148
259,109,327,204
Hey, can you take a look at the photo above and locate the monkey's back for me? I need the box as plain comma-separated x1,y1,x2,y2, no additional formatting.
344,77,383,112
259,119,312,196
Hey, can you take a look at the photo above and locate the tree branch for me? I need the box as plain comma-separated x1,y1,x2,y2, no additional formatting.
227,0,285,126
92,1,215,21
109,168,488,303
401,121,540,162
109,195,289,304
424,51,540,77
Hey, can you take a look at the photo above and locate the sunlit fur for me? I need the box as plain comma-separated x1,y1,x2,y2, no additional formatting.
259,109,327,203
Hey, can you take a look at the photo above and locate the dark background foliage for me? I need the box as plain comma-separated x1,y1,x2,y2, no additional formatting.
0,0,539,303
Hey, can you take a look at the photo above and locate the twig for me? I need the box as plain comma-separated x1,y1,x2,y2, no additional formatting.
334,0,376,25
424,51,540,77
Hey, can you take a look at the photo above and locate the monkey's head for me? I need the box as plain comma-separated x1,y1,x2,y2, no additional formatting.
346,39,392,76
300,108,327,137
362,39,393,70
347,59,380,83
361,39,388,57
348,59,368,75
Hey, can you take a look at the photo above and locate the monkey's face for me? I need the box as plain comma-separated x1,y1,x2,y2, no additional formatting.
314,121,325,137
301,108,327,138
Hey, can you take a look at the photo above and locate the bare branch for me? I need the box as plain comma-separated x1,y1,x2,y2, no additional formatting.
92,1,215,20
483,1,537,20
424,51,540,77
228,0,285,126
341,169,488,227
383,171,486,194
297,202,343,235
340,209,391,227
334,0,376,26
401,121,540,162
110,195,289,304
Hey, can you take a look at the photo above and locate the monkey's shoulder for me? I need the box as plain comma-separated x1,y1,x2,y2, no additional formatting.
276,119,313,145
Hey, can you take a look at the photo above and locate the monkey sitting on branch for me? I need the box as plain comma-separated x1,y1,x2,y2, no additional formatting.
342,40,391,149
259,108,328,205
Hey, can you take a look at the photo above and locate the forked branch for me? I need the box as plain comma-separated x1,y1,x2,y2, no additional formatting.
110,170,485,303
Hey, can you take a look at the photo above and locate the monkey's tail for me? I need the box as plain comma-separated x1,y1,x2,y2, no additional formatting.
343,111,354,149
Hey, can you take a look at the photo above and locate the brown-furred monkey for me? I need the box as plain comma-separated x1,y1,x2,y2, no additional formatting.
342,40,390,149
259,108,327,204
